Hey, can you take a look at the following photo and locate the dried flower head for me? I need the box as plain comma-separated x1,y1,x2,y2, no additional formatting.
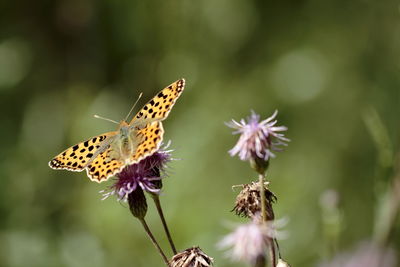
226,110,289,173
218,220,277,264
233,182,277,220
101,144,173,200
169,247,214,267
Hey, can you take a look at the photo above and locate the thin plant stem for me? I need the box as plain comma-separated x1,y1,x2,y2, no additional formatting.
152,194,177,254
259,173,267,222
274,238,282,259
259,173,276,267
268,237,276,267
139,218,170,266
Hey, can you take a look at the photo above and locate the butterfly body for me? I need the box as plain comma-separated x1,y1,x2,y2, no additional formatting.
49,79,184,183
108,120,145,164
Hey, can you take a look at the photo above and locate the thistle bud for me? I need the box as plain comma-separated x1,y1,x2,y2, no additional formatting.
128,187,147,219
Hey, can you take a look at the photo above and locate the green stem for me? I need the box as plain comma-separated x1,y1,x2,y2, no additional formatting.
274,238,282,259
152,195,177,254
139,218,170,266
259,173,276,267
259,173,267,222
268,238,276,267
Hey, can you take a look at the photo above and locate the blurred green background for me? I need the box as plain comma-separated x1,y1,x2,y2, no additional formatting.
1,0,399,266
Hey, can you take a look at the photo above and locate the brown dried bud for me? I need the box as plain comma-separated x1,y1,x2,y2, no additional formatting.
233,182,277,220
277,258,291,267
169,247,214,267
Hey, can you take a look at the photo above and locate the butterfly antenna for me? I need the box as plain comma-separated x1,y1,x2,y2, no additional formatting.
124,92,143,121
94,115,119,124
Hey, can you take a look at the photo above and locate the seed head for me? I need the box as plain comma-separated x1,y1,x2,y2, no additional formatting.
169,247,214,267
233,182,277,220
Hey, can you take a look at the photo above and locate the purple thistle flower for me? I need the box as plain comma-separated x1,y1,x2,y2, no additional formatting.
218,222,267,264
226,110,289,162
101,144,173,201
218,218,282,264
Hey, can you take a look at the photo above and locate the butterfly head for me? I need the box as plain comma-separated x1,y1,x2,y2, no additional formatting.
118,120,130,134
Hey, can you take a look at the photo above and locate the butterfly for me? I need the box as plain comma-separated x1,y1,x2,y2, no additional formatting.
49,79,185,183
